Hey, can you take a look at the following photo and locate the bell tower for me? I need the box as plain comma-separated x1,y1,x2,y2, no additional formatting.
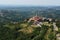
36,13,38,16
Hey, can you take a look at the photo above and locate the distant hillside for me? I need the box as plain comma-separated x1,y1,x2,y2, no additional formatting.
0,6,60,22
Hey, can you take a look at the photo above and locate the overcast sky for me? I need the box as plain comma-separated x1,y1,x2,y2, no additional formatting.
0,0,60,6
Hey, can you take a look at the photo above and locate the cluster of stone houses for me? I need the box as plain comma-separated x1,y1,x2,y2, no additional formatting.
27,16,56,26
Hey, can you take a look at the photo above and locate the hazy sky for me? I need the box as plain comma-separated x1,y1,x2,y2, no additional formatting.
0,0,60,6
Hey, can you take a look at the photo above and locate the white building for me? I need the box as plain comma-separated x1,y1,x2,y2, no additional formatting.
56,33,60,40
53,22,58,31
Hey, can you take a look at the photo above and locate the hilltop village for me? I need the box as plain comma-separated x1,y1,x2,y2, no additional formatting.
28,15,56,26
25,14,58,29
23,15,60,40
